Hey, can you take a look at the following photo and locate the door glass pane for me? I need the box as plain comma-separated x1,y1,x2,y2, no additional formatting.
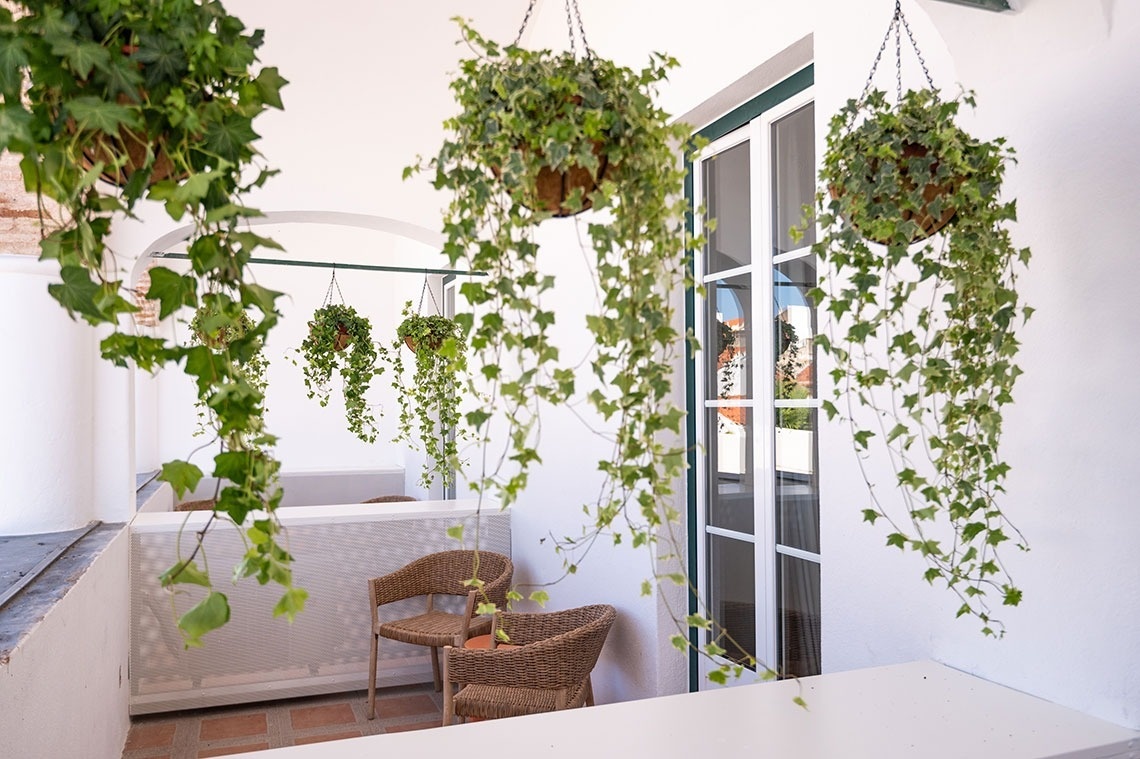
707,273,751,401
703,140,751,272
777,554,821,678
775,409,818,553
773,258,816,399
771,103,815,255
708,534,755,667
707,408,754,534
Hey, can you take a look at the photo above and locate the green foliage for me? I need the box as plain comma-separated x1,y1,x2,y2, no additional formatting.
812,88,1031,635
417,17,698,541
0,0,294,646
294,303,379,443
189,303,268,444
380,301,467,488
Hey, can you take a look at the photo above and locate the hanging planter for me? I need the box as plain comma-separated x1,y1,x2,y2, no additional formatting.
188,300,270,446
414,2,704,659
295,303,379,444
381,301,467,489
825,88,969,245
1,0,297,647
811,1,1033,636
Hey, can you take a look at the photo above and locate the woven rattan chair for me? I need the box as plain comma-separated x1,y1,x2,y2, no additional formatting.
366,550,513,720
441,603,617,725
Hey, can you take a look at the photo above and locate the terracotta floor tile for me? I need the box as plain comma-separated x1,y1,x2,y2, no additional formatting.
289,702,356,730
374,694,439,719
292,730,363,745
124,721,177,750
384,719,441,733
198,742,270,757
199,713,268,741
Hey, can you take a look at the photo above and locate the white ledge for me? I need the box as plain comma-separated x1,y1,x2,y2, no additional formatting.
243,660,1139,759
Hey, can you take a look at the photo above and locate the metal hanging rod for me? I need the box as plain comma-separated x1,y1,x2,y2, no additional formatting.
152,252,486,278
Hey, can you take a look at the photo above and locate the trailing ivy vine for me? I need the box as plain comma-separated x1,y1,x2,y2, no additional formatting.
417,18,734,673
380,300,467,489
189,303,269,443
810,87,1032,635
0,0,302,646
294,303,379,443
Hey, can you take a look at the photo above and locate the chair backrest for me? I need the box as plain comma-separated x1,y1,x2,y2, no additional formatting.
447,604,617,690
370,550,513,608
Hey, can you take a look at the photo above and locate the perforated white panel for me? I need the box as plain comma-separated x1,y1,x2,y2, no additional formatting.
129,502,509,714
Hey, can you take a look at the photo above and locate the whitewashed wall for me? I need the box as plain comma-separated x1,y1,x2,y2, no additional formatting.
0,532,130,758
78,0,1140,726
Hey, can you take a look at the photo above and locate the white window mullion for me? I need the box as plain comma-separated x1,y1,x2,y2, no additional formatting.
751,115,779,674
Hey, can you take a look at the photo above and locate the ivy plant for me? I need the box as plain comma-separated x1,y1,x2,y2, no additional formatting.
809,88,1033,635
0,0,302,647
294,303,379,443
189,303,268,444
416,18,718,666
379,301,467,489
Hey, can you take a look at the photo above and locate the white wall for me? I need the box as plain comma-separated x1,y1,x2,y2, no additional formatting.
0,255,95,534
0,530,130,758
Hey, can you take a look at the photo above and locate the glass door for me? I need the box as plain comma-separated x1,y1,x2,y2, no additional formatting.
694,87,820,685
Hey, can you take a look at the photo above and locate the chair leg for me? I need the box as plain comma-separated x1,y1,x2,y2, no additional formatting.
585,675,595,707
430,645,442,691
367,633,379,720
442,647,454,726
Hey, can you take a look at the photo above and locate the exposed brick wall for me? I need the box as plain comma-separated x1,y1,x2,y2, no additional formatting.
0,151,46,257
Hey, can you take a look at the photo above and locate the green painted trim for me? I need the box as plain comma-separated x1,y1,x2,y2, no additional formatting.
931,0,1011,11
698,65,814,144
683,64,815,693
684,164,700,694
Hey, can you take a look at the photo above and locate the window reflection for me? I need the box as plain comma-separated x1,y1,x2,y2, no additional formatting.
707,408,754,535
707,274,751,402
771,103,816,256
772,261,816,400
703,140,752,272
778,555,821,677
775,409,819,553
709,534,756,667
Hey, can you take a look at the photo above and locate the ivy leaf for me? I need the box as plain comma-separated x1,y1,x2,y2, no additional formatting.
159,559,211,588
273,587,309,620
159,460,204,498
253,66,288,110
146,266,198,319
65,95,139,135
48,265,104,323
178,592,231,649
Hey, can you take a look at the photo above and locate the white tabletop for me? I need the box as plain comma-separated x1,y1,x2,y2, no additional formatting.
236,659,1139,758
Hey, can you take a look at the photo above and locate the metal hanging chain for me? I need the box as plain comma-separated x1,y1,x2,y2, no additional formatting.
513,0,539,47
417,276,442,316
322,266,345,308
511,0,594,58
568,0,594,59
860,0,936,105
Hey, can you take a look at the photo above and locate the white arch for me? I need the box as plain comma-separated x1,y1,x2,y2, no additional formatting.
129,210,445,284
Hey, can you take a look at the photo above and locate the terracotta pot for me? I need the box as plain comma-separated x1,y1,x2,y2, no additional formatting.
830,141,959,245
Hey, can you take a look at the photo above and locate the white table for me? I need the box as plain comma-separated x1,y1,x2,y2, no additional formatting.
245,659,1138,758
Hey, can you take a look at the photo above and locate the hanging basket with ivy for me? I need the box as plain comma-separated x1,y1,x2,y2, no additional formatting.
380,300,467,489
188,301,269,444
810,2,1032,636
0,0,300,648
296,301,379,444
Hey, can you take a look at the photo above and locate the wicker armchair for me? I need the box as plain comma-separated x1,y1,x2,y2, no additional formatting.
441,604,617,725
367,550,513,720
